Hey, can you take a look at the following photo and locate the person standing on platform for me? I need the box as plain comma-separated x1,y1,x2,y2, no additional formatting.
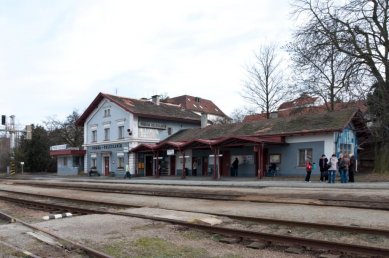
349,153,356,182
192,160,197,176
328,154,338,183
319,154,329,182
305,158,312,182
124,164,131,179
232,158,239,177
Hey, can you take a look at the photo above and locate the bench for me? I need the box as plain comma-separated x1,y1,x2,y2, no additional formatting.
88,170,100,177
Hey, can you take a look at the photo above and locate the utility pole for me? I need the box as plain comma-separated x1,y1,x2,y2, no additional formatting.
0,115,32,175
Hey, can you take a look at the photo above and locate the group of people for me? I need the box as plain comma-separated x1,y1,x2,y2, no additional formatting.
305,153,356,183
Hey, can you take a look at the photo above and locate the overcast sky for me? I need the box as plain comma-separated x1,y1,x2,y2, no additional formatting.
0,0,294,128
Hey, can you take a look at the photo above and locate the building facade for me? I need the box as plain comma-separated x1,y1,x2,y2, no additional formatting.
49,144,85,176
131,109,368,177
76,93,204,176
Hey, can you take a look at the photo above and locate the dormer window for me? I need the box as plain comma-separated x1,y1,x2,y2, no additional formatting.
195,97,201,102
104,108,111,117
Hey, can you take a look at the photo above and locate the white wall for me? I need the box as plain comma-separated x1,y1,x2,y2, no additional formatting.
286,133,335,157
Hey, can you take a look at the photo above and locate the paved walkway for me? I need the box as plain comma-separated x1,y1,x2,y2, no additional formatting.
14,174,389,189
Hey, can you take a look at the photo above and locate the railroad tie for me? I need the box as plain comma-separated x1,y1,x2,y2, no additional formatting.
42,212,72,221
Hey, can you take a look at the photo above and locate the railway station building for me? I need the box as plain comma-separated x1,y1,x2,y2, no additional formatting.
130,109,369,178
76,92,228,177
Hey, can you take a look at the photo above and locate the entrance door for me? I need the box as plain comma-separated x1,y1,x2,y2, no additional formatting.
145,156,153,176
202,157,208,176
220,151,230,177
170,156,176,176
104,157,110,176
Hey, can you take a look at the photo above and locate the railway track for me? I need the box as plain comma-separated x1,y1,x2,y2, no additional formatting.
0,210,112,258
9,180,389,211
1,190,389,257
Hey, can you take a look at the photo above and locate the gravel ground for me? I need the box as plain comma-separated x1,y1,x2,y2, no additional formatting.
0,200,314,258
2,184,389,230
1,177,389,257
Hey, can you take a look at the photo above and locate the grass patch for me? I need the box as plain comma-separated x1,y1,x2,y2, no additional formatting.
211,234,223,242
220,254,242,258
180,229,209,240
103,240,126,257
132,237,208,258
132,222,167,231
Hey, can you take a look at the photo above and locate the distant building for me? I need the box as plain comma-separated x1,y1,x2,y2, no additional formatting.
163,95,230,123
243,94,367,122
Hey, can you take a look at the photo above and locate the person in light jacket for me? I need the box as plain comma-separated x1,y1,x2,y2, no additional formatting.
328,154,338,183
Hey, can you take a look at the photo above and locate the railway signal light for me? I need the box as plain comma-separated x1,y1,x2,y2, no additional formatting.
1,115,5,125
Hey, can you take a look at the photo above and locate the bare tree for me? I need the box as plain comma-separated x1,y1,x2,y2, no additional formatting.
44,111,84,147
292,0,389,172
288,36,368,111
241,44,287,119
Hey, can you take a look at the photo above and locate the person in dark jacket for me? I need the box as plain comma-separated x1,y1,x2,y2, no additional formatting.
232,158,239,177
349,153,356,182
319,154,329,182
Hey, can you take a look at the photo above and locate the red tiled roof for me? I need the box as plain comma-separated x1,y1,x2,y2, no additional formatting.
76,93,202,126
49,149,85,156
244,100,368,122
164,108,366,142
242,113,267,123
278,95,318,110
164,95,228,117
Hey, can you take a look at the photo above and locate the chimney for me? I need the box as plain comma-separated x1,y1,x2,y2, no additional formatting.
151,95,160,105
201,113,208,128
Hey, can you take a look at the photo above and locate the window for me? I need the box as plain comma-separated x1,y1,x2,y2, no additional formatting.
92,130,97,142
118,126,124,139
73,157,80,166
63,157,68,166
91,158,96,168
104,108,111,117
168,127,172,135
340,144,352,155
269,154,281,164
298,148,312,167
104,128,110,141
118,156,124,169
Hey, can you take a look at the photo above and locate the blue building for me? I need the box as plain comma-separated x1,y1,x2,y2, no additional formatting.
76,93,209,177
131,109,369,178
50,144,85,176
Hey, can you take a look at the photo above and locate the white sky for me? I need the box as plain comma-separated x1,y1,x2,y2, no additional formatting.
0,0,295,128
